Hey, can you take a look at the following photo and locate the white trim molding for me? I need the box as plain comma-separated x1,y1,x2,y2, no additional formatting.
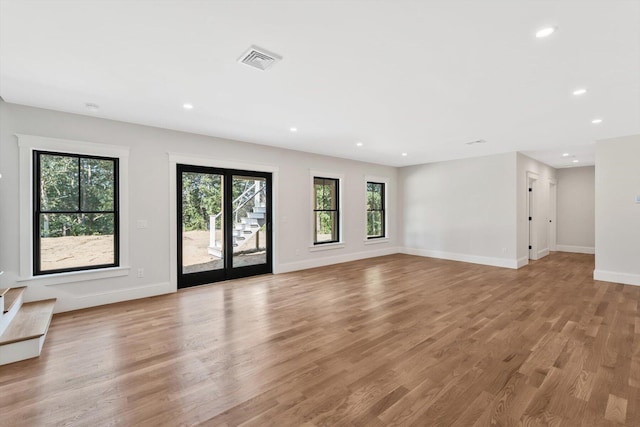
308,243,345,252
593,270,640,287
277,246,400,274
16,134,130,282
168,152,280,291
402,247,520,269
17,266,130,286
364,237,390,245
51,281,172,313
556,245,595,254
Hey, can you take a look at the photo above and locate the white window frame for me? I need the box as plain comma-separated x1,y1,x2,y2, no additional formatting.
17,134,130,285
364,175,390,244
309,170,344,251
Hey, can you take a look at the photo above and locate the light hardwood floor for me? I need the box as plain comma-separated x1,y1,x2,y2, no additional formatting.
1,253,639,426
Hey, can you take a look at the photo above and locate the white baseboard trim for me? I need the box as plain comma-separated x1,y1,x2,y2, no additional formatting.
401,247,519,269
537,248,550,258
517,257,529,268
593,270,640,287
40,281,174,313
275,246,401,274
556,245,595,254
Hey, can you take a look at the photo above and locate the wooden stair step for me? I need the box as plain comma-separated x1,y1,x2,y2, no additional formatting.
0,288,9,298
0,299,56,346
3,287,26,314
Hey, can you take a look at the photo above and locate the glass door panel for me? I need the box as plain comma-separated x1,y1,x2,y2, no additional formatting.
231,176,268,269
178,166,225,287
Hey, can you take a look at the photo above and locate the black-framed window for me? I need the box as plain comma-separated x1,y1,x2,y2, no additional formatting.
313,177,339,244
366,181,385,239
33,151,119,275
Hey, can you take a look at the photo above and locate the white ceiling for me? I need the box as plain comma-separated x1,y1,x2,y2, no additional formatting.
1,0,639,168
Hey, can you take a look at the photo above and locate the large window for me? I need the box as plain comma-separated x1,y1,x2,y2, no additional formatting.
34,151,119,275
366,181,385,239
313,177,339,244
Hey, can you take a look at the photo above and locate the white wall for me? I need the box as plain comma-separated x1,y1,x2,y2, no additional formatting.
399,153,519,268
556,166,595,253
594,134,640,286
516,153,557,263
0,101,399,312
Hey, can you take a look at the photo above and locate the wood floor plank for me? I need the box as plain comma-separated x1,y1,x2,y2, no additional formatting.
605,393,628,424
1,252,639,426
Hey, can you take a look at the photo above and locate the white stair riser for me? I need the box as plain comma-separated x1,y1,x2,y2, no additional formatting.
0,334,46,366
208,203,266,255
0,296,4,316
0,292,24,337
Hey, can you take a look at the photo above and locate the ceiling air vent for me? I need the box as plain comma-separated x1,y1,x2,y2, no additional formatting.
238,45,282,71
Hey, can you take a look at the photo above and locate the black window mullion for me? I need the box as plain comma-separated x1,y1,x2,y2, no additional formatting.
336,179,340,241
77,157,81,213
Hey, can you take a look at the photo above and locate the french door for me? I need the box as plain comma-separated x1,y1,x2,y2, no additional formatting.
177,164,272,288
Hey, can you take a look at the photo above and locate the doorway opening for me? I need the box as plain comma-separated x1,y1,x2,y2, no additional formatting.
177,164,272,288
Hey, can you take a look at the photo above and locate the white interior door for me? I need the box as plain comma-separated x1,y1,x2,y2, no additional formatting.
549,181,557,251
528,175,537,260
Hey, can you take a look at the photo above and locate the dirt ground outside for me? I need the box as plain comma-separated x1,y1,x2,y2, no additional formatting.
41,235,115,271
41,230,266,272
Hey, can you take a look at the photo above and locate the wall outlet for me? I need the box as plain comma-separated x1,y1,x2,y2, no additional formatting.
502,247,507,255
137,268,144,278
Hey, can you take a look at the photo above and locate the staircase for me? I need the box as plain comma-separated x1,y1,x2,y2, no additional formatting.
208,203,267,257
208,181,267,258
0,286,56,365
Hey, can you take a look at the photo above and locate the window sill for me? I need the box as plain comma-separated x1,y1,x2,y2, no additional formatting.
309,243,345,252
17,266,131,287
364,237,390,245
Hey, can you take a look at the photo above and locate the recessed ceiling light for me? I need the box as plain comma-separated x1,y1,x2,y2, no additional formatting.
183,103,193,110
356,142,363,147
562,153,570,157
591,118,603,124
85,103,99,112
572,88,587,96
572,159,579,163
401,152,408,157
289,127,297,132
536,27,557,38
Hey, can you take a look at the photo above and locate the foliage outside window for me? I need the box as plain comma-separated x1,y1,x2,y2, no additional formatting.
314,177,339,244
367,182,385,238
181,172,223,231
34,151,118,274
